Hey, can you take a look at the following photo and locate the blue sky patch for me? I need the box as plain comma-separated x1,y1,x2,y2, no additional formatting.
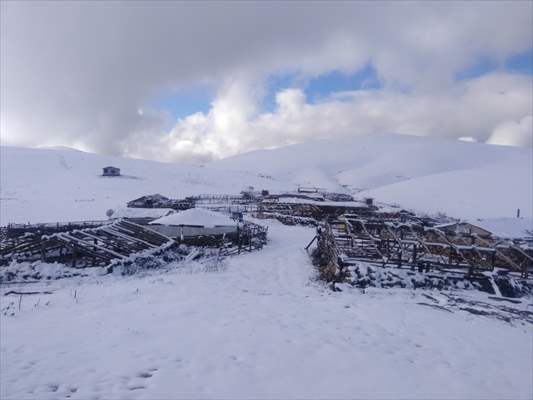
455,57,499,81
262,71,301,112
455,49,533,81
262,64,381,112
505,49,533,74
305,64,381,103
149,84,214,120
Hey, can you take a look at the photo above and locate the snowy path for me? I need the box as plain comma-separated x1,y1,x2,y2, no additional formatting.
1,221,532,399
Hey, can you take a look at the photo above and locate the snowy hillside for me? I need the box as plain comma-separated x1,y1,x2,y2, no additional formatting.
1,134,531,224
0,146,294,225
364,157,532,220
212,134,533,219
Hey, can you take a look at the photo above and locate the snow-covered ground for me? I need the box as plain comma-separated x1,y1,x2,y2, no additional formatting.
1,135,531,399
2,133,531,225
0,146,294,225
1,221,531,400
213,133,532,219
363,157,532,220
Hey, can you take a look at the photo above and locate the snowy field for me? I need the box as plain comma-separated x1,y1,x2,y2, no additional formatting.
1,221,532,400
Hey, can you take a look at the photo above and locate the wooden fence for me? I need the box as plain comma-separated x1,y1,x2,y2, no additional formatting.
310,216,532,280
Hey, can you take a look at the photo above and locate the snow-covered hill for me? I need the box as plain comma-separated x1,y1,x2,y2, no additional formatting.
1,133,531,224
0,147,294,225
212,134,532,219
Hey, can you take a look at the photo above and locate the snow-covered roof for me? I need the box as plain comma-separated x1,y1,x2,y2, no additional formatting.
150,208,236,227
274,197,369,207
470,217,533,239
128,193,169,203
111,207,175,219
434,222,458,229
434,221,492,234
286,192,324,199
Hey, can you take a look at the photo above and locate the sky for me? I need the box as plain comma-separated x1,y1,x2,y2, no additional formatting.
1,1,532,163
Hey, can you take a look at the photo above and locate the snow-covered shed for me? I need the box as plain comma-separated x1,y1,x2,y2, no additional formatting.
109,207,175,225
323,192,354,202
149,208,238,238
277,192,325,202
102,166,120,177
127,194,169,208
435,222,492,238
298,186,324,193
470,217,533,239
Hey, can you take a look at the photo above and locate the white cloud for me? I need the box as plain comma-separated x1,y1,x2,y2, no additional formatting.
1,2,531,161
121,72,531,162
487,116,533,146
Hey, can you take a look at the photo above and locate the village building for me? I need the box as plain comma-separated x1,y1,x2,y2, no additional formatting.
281,193,325,201
109,207,175,225
127,194,170,208
469,217,533,240
127,194,195,210
323,192,354,202
149,208,239,240
168,199,196,210
297,186,325,194
102,166,121,177
258,195,377,223
435,222,492,238
240,186,263,200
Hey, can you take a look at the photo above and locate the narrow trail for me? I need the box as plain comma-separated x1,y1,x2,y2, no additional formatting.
1,221,531,400
224,222,317,296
